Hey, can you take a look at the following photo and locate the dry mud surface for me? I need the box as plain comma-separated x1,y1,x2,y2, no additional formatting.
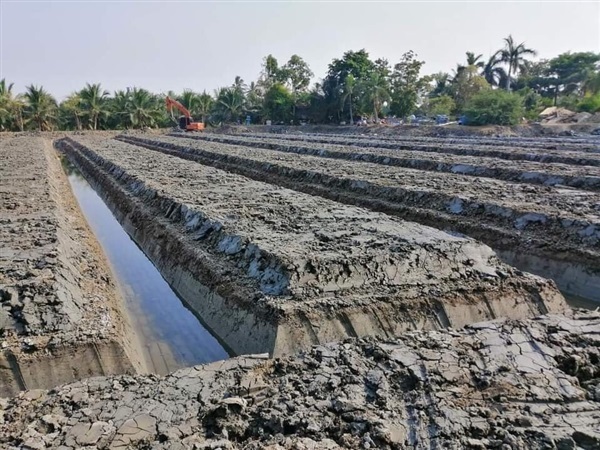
56,135,565,357
117,133,600,301
174,133,600,189
1,312,599,450
0,136,143,396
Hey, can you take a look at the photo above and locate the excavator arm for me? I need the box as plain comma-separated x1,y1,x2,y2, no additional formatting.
165,96,192,120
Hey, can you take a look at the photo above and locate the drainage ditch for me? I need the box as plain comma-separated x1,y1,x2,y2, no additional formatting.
62,159,229,375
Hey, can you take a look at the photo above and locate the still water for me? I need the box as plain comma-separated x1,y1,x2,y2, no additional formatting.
63,161,229,375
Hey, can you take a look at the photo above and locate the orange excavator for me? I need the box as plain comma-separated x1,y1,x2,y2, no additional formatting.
165,96,205,131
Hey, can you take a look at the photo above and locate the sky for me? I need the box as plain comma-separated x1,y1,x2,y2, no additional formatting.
1,0,599,100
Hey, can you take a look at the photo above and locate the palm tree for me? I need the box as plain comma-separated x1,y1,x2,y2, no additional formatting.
110,89,133,129
0,79,15,131
59,93,84,130
466,52,484,69
23,85,57,131
429,72,452,97
196,91,214,123
233,76,247,93
500,35,537,91
213,87,245,123
483,51,508,87
178,90,199,115
340,74,356,124
451,64,467,83
359,72,390,121
128,88,161,129
79,83,109,130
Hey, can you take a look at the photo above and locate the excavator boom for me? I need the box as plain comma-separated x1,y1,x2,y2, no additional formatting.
165,96,192,118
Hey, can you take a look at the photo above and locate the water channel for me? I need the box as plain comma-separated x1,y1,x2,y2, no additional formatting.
63,160,229,375
61,157,596,377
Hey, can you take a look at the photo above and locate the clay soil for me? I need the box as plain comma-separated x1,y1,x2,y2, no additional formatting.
1,312,598,449
116,133,600,281
0,129,598,449
0,136,144,396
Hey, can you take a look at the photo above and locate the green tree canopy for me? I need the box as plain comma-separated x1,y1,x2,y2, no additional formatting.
79,83,109,130
263,83,294,123
547,52,600,101
389,51,426,118
500,35,537,91
23,85,57,131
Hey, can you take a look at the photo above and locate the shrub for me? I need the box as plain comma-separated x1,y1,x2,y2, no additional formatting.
463,89,524,126
425,95,456,116
578,94,600,113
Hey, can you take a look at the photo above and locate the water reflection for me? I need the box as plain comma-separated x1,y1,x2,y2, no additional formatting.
62,159,229,375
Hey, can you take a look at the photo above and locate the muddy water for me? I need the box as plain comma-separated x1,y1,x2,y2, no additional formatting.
564,294,600,310
63,162,229,375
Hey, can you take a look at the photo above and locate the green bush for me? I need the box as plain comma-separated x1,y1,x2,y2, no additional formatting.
463,89,524,126
578,94,600,113
425,95,456,116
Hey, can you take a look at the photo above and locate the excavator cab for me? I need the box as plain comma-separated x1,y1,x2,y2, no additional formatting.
178,115,204,131
179,116,190,130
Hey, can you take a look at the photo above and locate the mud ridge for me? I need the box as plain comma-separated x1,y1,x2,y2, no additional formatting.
56,135,566,357
116,135,600,302
226,131,600,158
0,136,144,397
248,129,600,150
172,133,600,190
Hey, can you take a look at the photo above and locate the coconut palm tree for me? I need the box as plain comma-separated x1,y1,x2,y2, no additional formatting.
483,51,508,87
213,87,245,123
196,91,214,124
340,74,357,124
79,83,109,130
128,88,161,129
500,35,537,91
466,52,485,70
0,79,15,131
429,72,452,97
59,93,84,130
359,72,390,121
233,76,247,93
0,79,26,131
110,89,133,129
178,90,199,115
23,85,57,131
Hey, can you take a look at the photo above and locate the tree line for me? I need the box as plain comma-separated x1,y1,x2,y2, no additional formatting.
1,35,599,131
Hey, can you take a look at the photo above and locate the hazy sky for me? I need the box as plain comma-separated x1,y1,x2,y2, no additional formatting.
1,1,599,100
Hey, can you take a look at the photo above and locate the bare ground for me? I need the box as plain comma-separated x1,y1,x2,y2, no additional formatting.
0,136,144,396
1,312,598,450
